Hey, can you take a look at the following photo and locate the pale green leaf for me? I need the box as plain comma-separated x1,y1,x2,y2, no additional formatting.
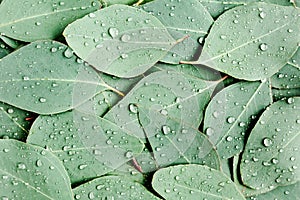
141,0,213,64
152,164,245,200
0,102,32,141
0,41,119,115
64,5,176,78
0,139,73,200
240,97,300,190
0,0,100,42
204,81,272,159
271,64,300,89
184,3,300,81
27,110,144,184
73,176,160,200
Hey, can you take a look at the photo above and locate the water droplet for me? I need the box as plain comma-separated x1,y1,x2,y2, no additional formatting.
259,12,266,19
17,163,26,170
108,27,119,38
205,127,214,136
271,158,279,164
227,117,236,124
121,34,131,42
35,22,41,26
50,47,57,52
120,54,128,59
78,164,87,170
36,159,43,167
63,48,73,58
259,43,268,51
23,76,30,81
160,109,168,115
125,151,133,158
7,108,14,114
262,137,273,147
88,192,95,199
39,97,47,103
162,125,171,135
287,97,294,104
226,136,233,142
88,13,96,18
128,104,138,113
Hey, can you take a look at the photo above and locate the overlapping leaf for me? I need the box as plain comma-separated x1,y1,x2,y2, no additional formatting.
240,97,300,190
204,81,272,159
0,41,119,114
152,164,245,200
141,0,214,64
27,110,144,184
73,176,160,200
0,0,100,42
0,139,73,200
183,3,300,81
64,5,176,78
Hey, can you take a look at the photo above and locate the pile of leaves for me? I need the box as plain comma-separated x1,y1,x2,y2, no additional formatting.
0,0,299,199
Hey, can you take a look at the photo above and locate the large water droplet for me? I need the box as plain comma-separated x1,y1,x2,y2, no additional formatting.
128,104,138,114
162,125,171,135
259,12,266,19
205,127,214,136
108,27,119,38
259,43,268,51
262,137,273,147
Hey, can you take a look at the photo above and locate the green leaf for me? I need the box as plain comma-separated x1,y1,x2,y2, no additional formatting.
152,164,245,200
199,0,293,18
184,3,300,81
73,176,160,200
247,182,300,200
138,106,220,169
240,97,300,190
104,70,221,140
0,35,22,49
270,64,300,89
27,110,144,184
0,40,119,115
0,102,32,141
141,0,213,64
64,5,176,78
272,88,300,101
0,0,100,42
0,139,73,200
204,81,272,159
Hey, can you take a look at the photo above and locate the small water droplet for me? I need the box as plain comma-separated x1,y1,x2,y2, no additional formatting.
259,43,268,51
205,127,214,136
78,164,87,170
259,12,266,19
108,27,119,38
50,47,57,52
128,104,138,113
160,109,168,115
63,48,73,58
162,125,171,135
287,97,294,104
226,136,233,142
88,13,96,18
17,163,26,170
7,108,14,114
121,34,131,42
227,117,236,124
125,151,133,158
36,159,43,167
262,137,273,147
39,97,47,103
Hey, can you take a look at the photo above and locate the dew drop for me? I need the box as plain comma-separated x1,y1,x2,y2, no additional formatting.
125,151,133,158
226,136,233,142
262,137,273,147
17,163,26,170
108,27,119,38
39,97,47,103
162,125,171,135
259,43,268,51
128,104,138,114
7,108,14,114
36,159,43,167
78,164,87,170
121,34,131,42
259,12,266,19
63,48,73,58
227,117,236,124
205,127,214,136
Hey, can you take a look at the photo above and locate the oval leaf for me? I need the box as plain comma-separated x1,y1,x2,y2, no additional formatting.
271,64,300,89
141,0,213,64
27,110,144,184
185,3,300,81
0,41,117,114
0,0,100,42
204,81,272,159
0,139,73,200
240,97,300,190
152,164,245,200
73,176,160,200
64,4,176,78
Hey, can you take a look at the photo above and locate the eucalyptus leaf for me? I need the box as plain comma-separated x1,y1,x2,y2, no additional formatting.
0,102,32,141
0,0,100,42
73,176,160,200
27,110,144,184
270,64,300,89
240,97,300,190
199,0,293,18
0,41,119,115
247,182,300,200
183,3,300,81
64,5,176,78
0,139,73,200
0,35,22,49
138,106,220,169
141,0,213,64
204,81,272,159
152,164,245,200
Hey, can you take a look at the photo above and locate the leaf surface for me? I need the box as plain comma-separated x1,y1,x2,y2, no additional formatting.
185,3,300,81
0,0,100,42
64,5,176,78
73,176,160,200
0,139,73,200
27,110,144,184
240,97,300,189
204,81,272,159
152,164,245,200
0,41,118,114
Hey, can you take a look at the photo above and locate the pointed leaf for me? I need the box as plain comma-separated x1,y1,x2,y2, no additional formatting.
0,139,73,200
240,97,300,190
0,41,117,114
64,5,176,78
204,81,272,159
141,0,213,64
187,3,300,81
152,164,245,200
271,64,300,89
73,176,160,200
27,110,144,184
0,102,32,141
0,0,100,42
